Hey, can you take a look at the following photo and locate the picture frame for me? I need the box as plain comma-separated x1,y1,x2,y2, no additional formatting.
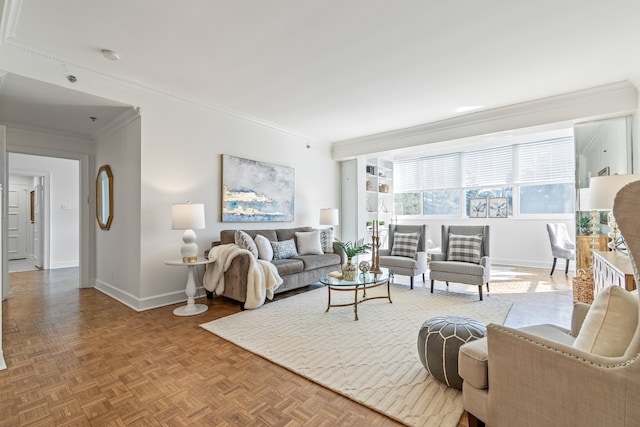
598,166,610,176
221,154,295,222
488,197,508,218
469,198,487,218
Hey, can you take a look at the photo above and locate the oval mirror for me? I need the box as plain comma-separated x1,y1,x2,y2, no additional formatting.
96,164,113,230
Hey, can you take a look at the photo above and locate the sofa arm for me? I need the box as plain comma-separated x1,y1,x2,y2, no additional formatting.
484,324,632,426
431,252,446,262
333,242,347,264
571,302,591,337
415,251,427,269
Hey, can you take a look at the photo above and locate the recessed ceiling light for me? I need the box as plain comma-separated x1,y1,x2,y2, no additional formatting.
457,106,484,113
101,49,120,61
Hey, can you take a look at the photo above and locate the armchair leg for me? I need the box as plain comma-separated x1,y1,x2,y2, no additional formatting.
550,257,557,275
467,412,486,427
478,285,483,301
422,273,426,283
486,283,490,293
430,279,434,293
565,259,570,274
410,276,414,289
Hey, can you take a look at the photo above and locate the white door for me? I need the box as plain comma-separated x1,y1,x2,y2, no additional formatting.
33,177,44,268
8,183,27,260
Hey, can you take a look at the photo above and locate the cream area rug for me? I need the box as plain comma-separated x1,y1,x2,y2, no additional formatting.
200,284,512,427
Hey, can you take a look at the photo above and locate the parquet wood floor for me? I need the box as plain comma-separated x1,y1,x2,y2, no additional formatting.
1,266,571,426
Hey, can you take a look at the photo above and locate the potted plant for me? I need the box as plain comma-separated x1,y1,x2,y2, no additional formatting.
578,216,591,234
336,239,372,280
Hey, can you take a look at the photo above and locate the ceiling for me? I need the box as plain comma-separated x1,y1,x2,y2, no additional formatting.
1,0,640,143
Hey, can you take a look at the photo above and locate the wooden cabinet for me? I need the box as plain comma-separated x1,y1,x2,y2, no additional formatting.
592,250,637,297
576,234,608,270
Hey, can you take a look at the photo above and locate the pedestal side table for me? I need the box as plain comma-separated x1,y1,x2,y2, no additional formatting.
165,257,214,316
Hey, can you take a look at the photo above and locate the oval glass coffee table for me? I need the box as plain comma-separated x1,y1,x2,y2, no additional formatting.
319,269,394,320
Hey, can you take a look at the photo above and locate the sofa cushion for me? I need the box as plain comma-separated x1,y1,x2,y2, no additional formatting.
254,234,273,261
296,230,324,255
447,233,483,264
221,229,277,244
235,230,258,258
459,338,488,389
276,227,313,242
573,285,638,357
272,258,305,275
293,253,341,270
319,227,335,253
271,239,298,260
390,232,420,258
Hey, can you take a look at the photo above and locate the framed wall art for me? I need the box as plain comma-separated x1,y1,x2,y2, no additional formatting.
469,198,487,218
221,154,295,222
489,197,508,218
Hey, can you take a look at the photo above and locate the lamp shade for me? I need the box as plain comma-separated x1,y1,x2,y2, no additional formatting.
319,208,339,225
171,203,205,230
589,175,640,210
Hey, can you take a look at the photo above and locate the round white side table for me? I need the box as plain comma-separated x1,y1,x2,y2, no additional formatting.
165,257,214,316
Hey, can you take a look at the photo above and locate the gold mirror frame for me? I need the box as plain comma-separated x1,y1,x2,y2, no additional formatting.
96,165,113,230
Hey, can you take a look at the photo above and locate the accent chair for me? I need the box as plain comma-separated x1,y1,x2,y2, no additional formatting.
459,180,640,427
546,223,575,275
429,225,490,300
379,224,428,289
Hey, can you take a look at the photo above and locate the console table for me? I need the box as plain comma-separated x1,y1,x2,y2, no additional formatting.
592,250,636,297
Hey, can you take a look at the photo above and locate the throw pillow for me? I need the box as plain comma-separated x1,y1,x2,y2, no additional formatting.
235,230,258,258
295,230,324,255
319,227,335,253
254,234,273,261
447,233,483,264
573,285,638,357
390,232,421,258
271,239,298,260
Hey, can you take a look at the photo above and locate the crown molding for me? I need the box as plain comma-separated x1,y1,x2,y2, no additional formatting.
331,81,638,160
92,107,140,140
2,120,94,142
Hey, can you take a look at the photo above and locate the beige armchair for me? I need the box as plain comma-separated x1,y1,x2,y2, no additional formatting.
379,224,428,289
459,181,640,427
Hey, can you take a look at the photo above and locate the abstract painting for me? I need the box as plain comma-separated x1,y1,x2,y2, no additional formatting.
221,155,294,222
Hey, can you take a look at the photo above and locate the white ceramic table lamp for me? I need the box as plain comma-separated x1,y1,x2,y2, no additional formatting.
589,174,640,251
171,202,205,262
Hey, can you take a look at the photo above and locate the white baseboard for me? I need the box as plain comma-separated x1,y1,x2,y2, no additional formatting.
50,260,80,269
94,279,207,312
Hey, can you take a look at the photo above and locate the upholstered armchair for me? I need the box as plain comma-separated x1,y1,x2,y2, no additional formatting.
459,181,640,427
546,223,576,275
429,225,490,300
379,224,428,289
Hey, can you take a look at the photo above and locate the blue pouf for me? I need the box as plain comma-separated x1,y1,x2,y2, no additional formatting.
417,316,487,390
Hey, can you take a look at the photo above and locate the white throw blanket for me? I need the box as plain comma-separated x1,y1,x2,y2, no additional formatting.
203,243,283,309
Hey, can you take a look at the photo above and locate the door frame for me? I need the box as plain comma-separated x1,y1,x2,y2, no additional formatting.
5,146,92,289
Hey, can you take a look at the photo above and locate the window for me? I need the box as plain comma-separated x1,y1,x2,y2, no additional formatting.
394,136,574,217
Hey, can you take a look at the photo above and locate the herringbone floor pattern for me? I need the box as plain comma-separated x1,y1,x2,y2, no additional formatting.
1,266,571,426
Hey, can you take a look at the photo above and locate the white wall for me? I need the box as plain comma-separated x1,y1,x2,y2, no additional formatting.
8,151,80,268
94,116,142,301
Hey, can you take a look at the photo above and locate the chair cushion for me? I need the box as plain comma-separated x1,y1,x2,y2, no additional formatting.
319,227,335,253
390,232,420,257
429,260,485,275
235,230,258,258
271,239,298,260
447,233,483,263
379,255,417,269
254,234,273,261
295,230,324,255
573,285,638,357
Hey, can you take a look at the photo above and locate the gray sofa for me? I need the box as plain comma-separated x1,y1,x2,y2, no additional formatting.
206,226,344,308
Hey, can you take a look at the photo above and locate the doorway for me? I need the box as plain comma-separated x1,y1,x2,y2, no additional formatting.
7,153,80,277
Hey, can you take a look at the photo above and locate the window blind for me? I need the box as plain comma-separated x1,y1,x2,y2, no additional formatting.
463,146,513,187
516,137,574,184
